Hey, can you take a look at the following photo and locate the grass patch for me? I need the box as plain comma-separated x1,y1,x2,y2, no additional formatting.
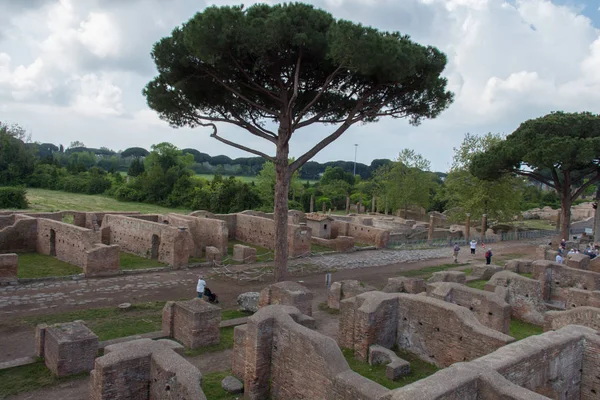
184,326,235,356
318,302,340,315
311,243,333,253
119,252,167,270
201,370,241,400
466,280,487,290
22,301,166,341
509,318,543,341
355,242,372,248
0,361,87,398
461,268,472,276
222,309,252,320
519,272,533,279
342,348,439,389
24,188,190,213
521,220,555,230
17,253,82,279
399,263,467,280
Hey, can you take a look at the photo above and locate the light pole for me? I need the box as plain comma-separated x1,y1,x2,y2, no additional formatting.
353,144,358,176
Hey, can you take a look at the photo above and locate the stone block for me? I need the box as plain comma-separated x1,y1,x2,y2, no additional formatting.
258,281,313,316
566,253,591,270
470,265,503,280
231,325,247,380
427,271,466,284
35,323,47,358
537,245,550,260
335,236,355,252
237,292,260,313
590,256,600,273
222,376,244,394
161,301,175,337
546,249,559,262
232,244,256,263
205,246,222,264
504,259,533,274
171,298,221,349
0,253,18,284
368,345,410,381
382,277,426,294
43,321,98,377
327,280,376,309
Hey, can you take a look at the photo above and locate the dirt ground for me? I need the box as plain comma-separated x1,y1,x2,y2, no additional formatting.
1,241,540,399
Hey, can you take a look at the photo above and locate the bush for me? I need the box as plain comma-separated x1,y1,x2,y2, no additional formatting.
0,186,29,209
114,186,145,202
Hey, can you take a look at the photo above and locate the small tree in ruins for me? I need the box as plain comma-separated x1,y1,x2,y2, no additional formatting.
470,112,600,240
143,3,453,281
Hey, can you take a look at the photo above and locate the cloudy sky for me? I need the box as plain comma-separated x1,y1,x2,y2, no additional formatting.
1,0,599,171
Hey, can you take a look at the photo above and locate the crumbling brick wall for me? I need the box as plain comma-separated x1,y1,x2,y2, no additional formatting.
340,292,514,367
165,213,228,256
328,280,376,310
36,218,119,276
237,305,389,400
0,214,15,230
485,271,546,325
0,215,37,253
89,338,206,400
426,282,511,334
102,215,193,267
311,236,355,253
544,306,600,332
71,212,140,230
532,260,600,307
566,288,600,308
258,281,313,316
0,253,17,283
331,220,390,248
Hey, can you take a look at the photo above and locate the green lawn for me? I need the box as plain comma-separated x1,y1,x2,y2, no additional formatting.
311,243,333,254
201,370,242,399
119,252,167,270
399,263,467,280
509,318,543,341
17,253,82,278
466,280,487,290
0,361,87,398
318,302,340,315
520,220,556,230
24,188,190,213
342,348,439,390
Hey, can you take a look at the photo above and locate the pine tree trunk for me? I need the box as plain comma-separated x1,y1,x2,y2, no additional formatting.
273,141,290,282
594,186,600,240
559,190,572,241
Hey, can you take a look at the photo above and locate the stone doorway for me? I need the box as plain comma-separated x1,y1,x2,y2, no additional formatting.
151,234,160,260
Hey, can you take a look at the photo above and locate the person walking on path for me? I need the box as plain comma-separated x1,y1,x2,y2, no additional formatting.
470,240,477,255
485,248,493,265
196,275,206,298
453,243,461,263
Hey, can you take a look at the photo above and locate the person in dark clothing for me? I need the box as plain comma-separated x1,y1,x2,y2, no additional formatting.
485,248,493,265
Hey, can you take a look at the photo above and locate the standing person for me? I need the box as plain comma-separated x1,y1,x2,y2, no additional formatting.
485,248,493,265
196,275,206,299
453,243,460,263
470,239,477,255
555,253,563,264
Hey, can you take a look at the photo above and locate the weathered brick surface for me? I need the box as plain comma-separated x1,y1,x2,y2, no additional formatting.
258,281,313,316
382,277,426,294
427,271,466,284
566,288,600,308
590,256,600,273
166,213,228,257
581,334,600,400
311,236,355,252
102,214,193,267
470,264,503,280
427,282,511,334
90,338,205,400
368,345,410,380
239,305,388,400
0,215,37,253
43,321,98,377
35,323,47,357
485,271,546,325
566,253,591,270
340,292,514,367
205,246,222,263
231,324,247,379
161,301,175,337
0,253,17,283
331,220,390,248
327,280,376,310
544,306,600,331
532,260,600,306
504,259,534,274
232,244,256,263
170,299,221,349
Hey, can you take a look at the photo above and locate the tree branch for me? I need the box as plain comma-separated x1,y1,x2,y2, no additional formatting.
228,52,281,101
287,50,302,117
209,127,275,161
513,170,556,189
292,65,343,126
571,171,600,200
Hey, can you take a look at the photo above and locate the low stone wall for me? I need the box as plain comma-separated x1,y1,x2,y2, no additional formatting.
102,215,193,267
0,214,15,230
504,259,534,274
328,280,376,310
0,215,37,253
381,277,426,294
258,281,313,316
567,253,591,270
89,338,205,400
544,306,600,332
331,220,390,248
235,305,389,400
532,260,600,307
0,253,17,283
426,282,511,334
311,236,355,252
485,271,546,325
71,211,140,229
339,292,514,367
566,288,600,308
162,299,220,349
165,213,228,257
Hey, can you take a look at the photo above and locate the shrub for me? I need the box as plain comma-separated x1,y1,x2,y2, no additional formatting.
0,186,29,209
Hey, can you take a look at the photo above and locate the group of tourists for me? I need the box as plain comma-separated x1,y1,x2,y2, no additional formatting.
453,240,492,264
555,238,599,264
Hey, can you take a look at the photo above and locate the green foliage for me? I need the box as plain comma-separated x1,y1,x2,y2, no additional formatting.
321,166,355,186
255,161,303,209
509,318,543,341
127,158,145,177
190,176,262,213
0,186,29,209
0,122,36,185
444,133,522,223
0,361,87,398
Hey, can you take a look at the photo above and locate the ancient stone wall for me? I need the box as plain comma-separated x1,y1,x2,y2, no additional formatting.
485,271,546,325
566,288,600,308
102,215,193,267
0,215,37,253
90,338,206,400
0,214,15,230
36,218,119,276
40,321,98,377
214,213,237,239
311,236,355,252
328,280,376,310
71,212,140,229
544,306,600,331
331,220,390,248
426,282,511,334
258,281,313,316
532,260,600,307
340,292,514,367
237,305,389,400
162,299,221,349
167,213,228,256
0,253,17,283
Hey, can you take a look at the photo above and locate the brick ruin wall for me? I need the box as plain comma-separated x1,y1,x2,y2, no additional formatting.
36,218,119,276
0,214,15,230
339,292,514,368
0,215,37,253
331,220,390,248
311,236,355,252
566,288,600,308
532,260,600,307
166,213,228,257
236,305,389,400
0,253,18,282
544,306,600,332
426,282,511,334
101,215,193,267
71,212,140,230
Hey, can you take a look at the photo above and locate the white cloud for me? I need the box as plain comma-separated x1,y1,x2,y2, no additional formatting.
69,73,123,116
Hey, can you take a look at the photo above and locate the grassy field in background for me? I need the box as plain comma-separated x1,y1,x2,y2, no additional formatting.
24,188,190,214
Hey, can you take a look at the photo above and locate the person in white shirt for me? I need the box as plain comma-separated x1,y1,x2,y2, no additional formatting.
555,254,563,264
196,276,206,298
470,240,477,255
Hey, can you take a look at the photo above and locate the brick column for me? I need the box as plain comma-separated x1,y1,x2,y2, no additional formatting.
309,195,314,213
465,213,471,241
371,197,375,213
345,196,350,214
481,214,487,241
428,215,434,244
